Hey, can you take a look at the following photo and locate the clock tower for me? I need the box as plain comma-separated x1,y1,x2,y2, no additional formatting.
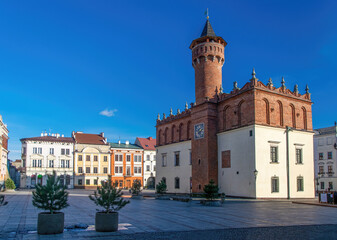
189,19,227,192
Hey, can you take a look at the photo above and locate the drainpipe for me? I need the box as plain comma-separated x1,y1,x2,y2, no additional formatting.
286,126,293,199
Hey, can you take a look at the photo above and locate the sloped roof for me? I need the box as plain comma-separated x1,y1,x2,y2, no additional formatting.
20,136,74,143
109,142,143,150
315,126,337,136
200,19,216,37
73,132,107,145
135,137,156,150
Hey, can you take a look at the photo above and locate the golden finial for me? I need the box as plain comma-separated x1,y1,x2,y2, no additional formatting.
205,8,209,20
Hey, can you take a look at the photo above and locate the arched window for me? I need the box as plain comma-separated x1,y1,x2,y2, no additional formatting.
164,127,168,144
171,125,176,143
223,105,229,130
238,101,244,126
302,107,307,130
277,100,284,126
262,98,270,124
187,121,191,140
179,123,184,141
290,104,296,128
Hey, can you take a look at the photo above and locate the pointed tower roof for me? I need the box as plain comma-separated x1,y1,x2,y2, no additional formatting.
200,20,216,37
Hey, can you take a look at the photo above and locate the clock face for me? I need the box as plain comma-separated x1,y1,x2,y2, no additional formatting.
194,123,204,139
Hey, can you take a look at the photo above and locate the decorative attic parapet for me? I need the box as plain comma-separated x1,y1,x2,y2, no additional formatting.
156,105,192,126
217,69,312,103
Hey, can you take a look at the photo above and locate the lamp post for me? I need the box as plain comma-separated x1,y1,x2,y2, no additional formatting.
285,126,293,200
316,173,323,195
254,169,258,180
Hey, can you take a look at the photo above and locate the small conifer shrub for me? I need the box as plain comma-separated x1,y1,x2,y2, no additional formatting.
5,178,16,190
89,179,129,213
32,172,69,214
203,179,219,201
156,179,167,194
131,180,142,196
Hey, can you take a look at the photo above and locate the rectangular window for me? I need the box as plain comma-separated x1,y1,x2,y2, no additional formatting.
318,139,324,146
126,155,131,162
162,154,167,167
147,155,150,160
319,166,324,174
38,148,42,154
146,165,150,171
329,182,333,190
78,167,83,173
328,152,333,159
23,147,26,154
78,179,82,185
319,153,324,160
78,155,82,161
104,156,108,162
297,177,304,191
115,166,118,174
270,146,278,163
222,150,231,168
153,165,156,171
86,155,90,161
94,156,98,161
49,160,54,168
104,167,108,174
119,155,123,162
86,179,90,185
296,149,303,164
66,160,70,168
153,155,156,160
126,166,131,175
66,149,70,155
175,178,180,189
327,138,333,145
94,179,98,185
115,155,118,161
271,177,279,193
321,182,325,190
134,167,141,174
61,160,65,168
94,167,98,173
175,152,180,166
119,166,123,174
119,181,123,188
33,148,37,154
328,165,333,174
32,159,37,167
61,149,65,155
86,167,90,173
50,148,54,155
38,159,42,167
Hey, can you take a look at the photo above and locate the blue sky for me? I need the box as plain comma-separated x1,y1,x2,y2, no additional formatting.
0,0,336,160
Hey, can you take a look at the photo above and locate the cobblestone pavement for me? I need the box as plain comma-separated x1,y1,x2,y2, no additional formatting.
1,190,337,239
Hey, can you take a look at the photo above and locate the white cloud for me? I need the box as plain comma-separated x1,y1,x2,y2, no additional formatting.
99,108,118,117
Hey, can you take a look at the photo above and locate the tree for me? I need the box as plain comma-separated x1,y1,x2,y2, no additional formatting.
203,179,219,201
32,172,69,214
156,179,167,194
89,179,129,213
5,178,15,190
130,180,142,196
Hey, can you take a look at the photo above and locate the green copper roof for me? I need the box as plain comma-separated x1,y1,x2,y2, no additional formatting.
109,142,143,149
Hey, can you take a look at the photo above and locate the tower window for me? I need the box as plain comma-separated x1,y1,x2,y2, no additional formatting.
198,159,201,165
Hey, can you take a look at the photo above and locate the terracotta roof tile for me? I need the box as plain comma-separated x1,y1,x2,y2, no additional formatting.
74,132,107,145
20,136,75,143
135,137,156,150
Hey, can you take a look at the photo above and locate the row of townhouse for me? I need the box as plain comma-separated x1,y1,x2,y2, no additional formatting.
0,115,9,186
20,132,156,189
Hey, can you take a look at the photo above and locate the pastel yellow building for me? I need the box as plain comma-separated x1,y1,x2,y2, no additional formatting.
73,132,110,189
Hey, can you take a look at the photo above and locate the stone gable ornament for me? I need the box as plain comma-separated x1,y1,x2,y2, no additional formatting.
294,84,299,94
267,78,273,87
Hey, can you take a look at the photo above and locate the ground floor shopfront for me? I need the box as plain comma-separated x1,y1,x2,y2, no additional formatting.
22,170,74,189
111,176,143,189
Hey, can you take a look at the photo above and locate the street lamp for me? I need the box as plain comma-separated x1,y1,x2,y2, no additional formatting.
254,169,258,179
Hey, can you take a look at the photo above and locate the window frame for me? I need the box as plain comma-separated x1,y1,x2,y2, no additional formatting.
270,146,278,163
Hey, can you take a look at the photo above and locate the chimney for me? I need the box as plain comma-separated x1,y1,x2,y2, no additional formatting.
56,134,59,138
61,134,64,137
118,140,121,144
126,140,129,145
100,132,104,137
44,132,47,136
148,137,153,140
41,132,44,137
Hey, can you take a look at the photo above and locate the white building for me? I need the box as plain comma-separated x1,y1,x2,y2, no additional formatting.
20,133,75,188
135,137,156,188
314,124,337,192
0,115,9,185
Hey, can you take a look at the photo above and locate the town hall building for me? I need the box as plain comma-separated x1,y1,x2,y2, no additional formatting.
155,18,315,198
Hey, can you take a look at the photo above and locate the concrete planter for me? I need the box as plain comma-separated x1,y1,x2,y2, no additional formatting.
37,212,64,235
95,212,118,232
201,200,222,207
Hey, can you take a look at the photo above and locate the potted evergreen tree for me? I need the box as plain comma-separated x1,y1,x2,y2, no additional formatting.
32,172,69,235
202,179,221,206
131,179,143,200
89,178,130,232
5,178,16,191
155,179,169,200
